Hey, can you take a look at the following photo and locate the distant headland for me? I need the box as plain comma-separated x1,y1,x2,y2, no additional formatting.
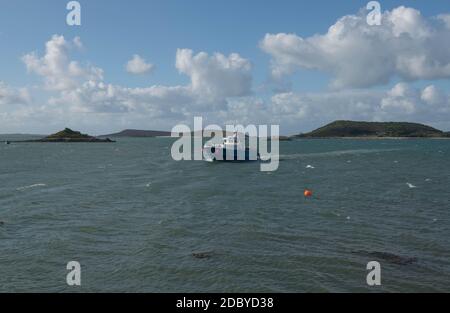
8,128,114,143
294,121,450,139
99,129,290,140
4,121,450,143
100,129,171,137
99,122,450,140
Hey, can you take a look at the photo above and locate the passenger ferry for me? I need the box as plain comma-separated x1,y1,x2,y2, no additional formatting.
202,133,259,162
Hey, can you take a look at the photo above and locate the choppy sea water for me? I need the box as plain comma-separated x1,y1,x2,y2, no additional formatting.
0,136,449,292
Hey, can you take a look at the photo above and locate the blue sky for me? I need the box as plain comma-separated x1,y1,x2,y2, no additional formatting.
0,0,450,134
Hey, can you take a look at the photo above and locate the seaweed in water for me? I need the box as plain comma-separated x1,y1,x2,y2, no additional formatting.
192,252,213,259
352,250,417,265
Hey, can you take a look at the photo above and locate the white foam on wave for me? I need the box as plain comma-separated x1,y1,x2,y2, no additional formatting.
16,183,47,191
306,165,315,169
258,155,280,161
406,183,417,189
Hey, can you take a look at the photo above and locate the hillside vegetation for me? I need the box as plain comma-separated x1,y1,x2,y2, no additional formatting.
296,121,448,138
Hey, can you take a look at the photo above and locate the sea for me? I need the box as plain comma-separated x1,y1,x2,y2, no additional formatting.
0,135,449,292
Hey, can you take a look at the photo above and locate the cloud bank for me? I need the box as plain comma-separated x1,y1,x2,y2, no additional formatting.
1,5,450,134
260,6,450,89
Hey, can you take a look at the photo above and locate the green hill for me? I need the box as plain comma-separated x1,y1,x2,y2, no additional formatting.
33,128,114,142
296,121,448,138
46,128,93,139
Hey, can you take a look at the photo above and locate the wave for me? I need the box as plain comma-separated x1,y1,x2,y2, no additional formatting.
16,183,47,191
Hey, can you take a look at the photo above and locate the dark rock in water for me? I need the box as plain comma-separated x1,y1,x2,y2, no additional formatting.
353,250,417,265
192,252,213,259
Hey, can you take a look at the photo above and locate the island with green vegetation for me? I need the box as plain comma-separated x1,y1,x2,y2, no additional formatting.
294,121,450,139
12,128,114,143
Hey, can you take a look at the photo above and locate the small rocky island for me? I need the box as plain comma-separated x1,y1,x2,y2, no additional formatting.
18,128,114,143
295,121,450,138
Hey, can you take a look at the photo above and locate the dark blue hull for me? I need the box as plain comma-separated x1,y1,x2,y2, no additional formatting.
208,147,259,162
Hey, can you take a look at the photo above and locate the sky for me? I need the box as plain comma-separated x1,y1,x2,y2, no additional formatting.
0,0,450,135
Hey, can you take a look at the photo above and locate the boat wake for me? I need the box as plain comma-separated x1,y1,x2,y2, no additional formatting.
278,148,402,161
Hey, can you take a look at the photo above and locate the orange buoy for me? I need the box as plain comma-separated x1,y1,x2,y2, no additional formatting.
304,189,313,197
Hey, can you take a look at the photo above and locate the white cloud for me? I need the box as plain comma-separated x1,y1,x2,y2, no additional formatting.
14,36,255,131
50,80,193,118
167,83,450,134
23,36,252,113
48,50,252,116
421,85,446,105
4,27,450,134
73,36,83,50
268,89,382,131
0,82,30,106
265,83,450,133
126,54,154,75
260,6,450,89
176,49,252,102
22,35,103,91
14,35,256,134
437,14,450,29
48,47,253,117
380,83,418,114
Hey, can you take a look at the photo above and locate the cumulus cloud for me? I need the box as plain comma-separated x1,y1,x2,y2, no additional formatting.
49,50,253,116
0,82,30,106
6,26,450,134
421,85,446,105
73,36,83,50
126,54,154,75
50,81,192,118
22,35,103,91
265,83,450,133
437,14,450,29
380,83,418,114
260,6,450,89
17,34,255,133
176,49,252,102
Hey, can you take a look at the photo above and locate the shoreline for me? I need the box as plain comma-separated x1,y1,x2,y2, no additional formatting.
5,139,115,143
293,136,450,140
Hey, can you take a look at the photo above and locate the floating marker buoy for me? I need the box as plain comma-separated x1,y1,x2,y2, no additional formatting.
304,189,313,197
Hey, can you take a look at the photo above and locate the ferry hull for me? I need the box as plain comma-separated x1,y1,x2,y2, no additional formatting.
203,147,259,162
